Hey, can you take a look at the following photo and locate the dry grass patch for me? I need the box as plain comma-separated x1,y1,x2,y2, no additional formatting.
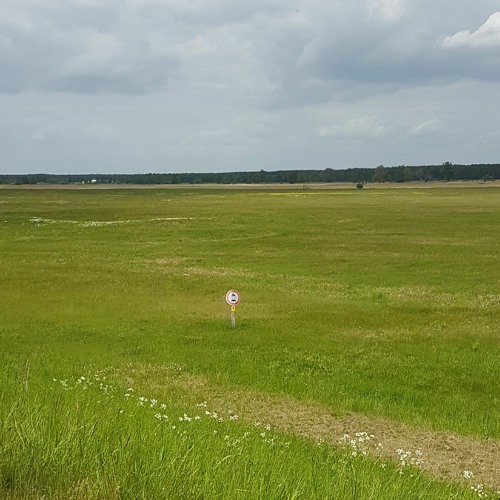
121,364,500,490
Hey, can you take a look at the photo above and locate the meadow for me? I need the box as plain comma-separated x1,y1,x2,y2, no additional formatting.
0,184,499,498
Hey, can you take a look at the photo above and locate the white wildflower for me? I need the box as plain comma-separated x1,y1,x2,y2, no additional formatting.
471,483,487,498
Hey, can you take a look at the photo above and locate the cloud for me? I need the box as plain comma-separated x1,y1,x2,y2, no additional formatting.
318,117,388,139
32,126,67,144
0,1,180,94
443,12,500,48
366,0,406,22
261,4,500,109
84,123,120,142
436,12,500,82
411,118,443,135
257,1,453,108
3,1,499,101
46,30,179,94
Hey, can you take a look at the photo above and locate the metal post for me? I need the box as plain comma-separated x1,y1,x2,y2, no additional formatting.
230,306,236,329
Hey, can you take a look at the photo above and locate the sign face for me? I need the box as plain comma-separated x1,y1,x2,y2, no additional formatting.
225,289,240,306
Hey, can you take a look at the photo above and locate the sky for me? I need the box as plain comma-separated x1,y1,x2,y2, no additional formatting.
1,0,500,174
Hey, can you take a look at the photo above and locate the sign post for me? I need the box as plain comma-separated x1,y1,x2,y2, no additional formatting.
225,290,240,329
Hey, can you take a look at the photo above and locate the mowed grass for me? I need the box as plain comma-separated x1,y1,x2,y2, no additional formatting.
0,185,499,498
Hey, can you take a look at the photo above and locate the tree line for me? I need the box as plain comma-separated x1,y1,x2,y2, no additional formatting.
1,163,499,186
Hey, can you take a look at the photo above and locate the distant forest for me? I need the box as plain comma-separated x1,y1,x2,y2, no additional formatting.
1,163,499,186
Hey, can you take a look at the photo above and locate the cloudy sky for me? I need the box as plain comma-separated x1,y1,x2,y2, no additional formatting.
1,0,500,174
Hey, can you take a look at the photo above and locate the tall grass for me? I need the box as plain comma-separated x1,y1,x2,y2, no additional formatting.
0,364,479,499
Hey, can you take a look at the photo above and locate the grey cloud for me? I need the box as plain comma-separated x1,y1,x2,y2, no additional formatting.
0,1,180,94
3,1,500,99
259,4,500,109
317,117,389,139
43,37,179,95
410,119,444,136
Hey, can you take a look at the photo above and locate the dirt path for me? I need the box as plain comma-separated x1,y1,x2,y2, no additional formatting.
130,367,500,490
214,390,498,487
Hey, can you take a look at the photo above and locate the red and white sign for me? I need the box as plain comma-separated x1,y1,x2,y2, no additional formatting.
225,290,240,306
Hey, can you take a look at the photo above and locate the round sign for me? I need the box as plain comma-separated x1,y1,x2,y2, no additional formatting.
225,289,240,306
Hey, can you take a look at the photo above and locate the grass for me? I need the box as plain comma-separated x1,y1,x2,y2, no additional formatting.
0,365,482,499
0,184,499,498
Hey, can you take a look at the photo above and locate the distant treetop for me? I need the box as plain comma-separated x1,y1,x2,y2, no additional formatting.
1,163,499,185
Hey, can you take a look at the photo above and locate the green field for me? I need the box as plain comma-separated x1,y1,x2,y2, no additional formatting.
1,185,499,498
